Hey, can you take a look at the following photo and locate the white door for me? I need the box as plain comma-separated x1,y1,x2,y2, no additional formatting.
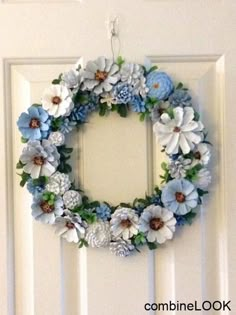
1,1,235,315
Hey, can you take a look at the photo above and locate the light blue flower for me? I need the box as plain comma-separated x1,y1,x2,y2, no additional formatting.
113,83,133,104
96,203,111,220
70,102,97,123
31,192,64,224
161,179,198,215
60,118,76,134
17,105,50,140
27,179,45,195
146,72,173,100
169,89,192,107
130,95,146,113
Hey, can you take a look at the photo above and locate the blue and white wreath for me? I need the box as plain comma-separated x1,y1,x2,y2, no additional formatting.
16,56,211,257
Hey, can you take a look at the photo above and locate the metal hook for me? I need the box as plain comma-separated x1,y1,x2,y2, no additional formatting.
110,17,119,38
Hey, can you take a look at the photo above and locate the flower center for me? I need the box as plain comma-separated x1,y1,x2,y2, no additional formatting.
52,96,62,105
173,126,181,132
29,118,40,129
175,192,186,203
40,201,54,213
194,151,201,160
33,156,45,166
158,108,165,115
95,70,108,82
120,219,132,228
66,222,75,229
153,83,160,89
149,218,164,231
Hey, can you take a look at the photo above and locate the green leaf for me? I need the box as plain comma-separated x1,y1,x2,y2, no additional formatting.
139,112,146,121
161,162,168,171
194,111,200,121
133,232,146,246
117,105,128,117
146,241,158,250
21,137,28,143
16,161,24,169
165,107,174,119
19,171,30,187
52,73,62,85
183,211,197,225
116,56,125,68
78,239,89,248
176,82,184,90
197,188,209,197
99,103,108,116
146,65,158,75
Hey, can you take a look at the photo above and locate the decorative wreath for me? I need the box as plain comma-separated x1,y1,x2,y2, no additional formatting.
16,56,211,257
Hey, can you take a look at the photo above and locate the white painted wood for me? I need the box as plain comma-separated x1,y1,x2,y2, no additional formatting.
0,1,236,315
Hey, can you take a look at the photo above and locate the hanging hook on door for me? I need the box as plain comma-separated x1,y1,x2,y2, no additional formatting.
108,16,121,61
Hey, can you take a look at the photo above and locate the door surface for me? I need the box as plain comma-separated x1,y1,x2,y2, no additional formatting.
0,1,236,315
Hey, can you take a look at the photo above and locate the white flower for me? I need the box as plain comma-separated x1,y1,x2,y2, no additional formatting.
55,212,86,243
192,168,211,189
139,205,176,243
82,56,119,95
151,101,169,123
63,190,82,209
161,179,199,215
100,92,116,108
46,171,71,195
168,156,192,179
110,208,139,240
109,239,135,257
42,84,74,118
85,220,111,248
61,69,81,89
20,139,60,179
48,131,65,146
192,143,211,166
120,62,148,97
153,107,204,155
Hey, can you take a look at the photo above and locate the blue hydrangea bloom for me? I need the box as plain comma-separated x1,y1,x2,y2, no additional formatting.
27,179,45,195
130,95,146,113
113,83,133,104
60,118,76,134
70,103,97,123
150,194,162,205
17,105,50,140
175,215,187,226
96,203,111,220
169,89,192,107
146,72,174,100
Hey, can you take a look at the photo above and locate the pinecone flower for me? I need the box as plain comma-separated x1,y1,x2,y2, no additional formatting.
48,131,65,146
46,171,71,195
63,190,82,209
85,221,111,248
168,156,192,179
109,239,135,257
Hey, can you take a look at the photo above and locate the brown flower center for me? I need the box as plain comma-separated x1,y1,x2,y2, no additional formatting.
40,201,54,213
175,192,186,203
29,118,40,129
158,108,165,115
120,219,132,229
66,222,75,229
153,83,160,89
149,218,164,231
95,70,108,82
52,96,62,105
194,151,201,160
173,126,181,133
33,156,45,166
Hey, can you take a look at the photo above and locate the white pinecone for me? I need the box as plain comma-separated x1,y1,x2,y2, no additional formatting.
109,239,135,257
133,75,149,98
46,171,71,195
63,190,82,209
168,156,192,179
85,221,111,248
120,63,143,85
48,131,65,146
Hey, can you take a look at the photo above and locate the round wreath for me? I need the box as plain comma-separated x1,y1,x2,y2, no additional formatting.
16,56,211,257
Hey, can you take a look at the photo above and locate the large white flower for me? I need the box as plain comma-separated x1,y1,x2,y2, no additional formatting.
55,211,86,243
110,208,139,240
192,143,211,166
42,84,74,117
20,139,60,179
82,56,119,95
192,168,211,189
61,69,81,89
153,107,204,155
139,205,176,243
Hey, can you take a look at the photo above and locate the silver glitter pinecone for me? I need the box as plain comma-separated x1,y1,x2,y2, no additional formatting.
109,239,135,257
168,156,192,179
63,190,82,209
48,131,65,146
85,221,111,248
46,171,71,195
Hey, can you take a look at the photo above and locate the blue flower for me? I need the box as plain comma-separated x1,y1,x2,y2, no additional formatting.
150,194,162,206
96,203,111,220
146,72,173,100
17,105,50,140
27,179,45,195
113,83,133,104
70,102,97,123
60,118,76,134
161,179,199,215
169,89,192,107
130,95,146,113
175,215,187,226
